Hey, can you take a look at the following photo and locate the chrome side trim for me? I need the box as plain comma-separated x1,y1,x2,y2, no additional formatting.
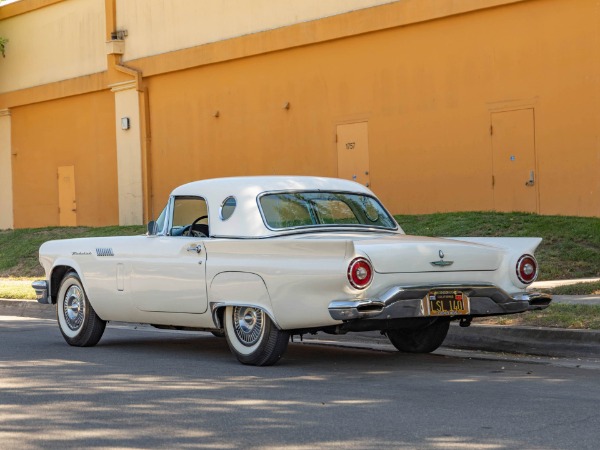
32,280,50,304
209,228,402,240
328,284,552,321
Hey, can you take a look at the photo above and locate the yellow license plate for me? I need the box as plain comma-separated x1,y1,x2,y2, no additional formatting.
424,290,470,316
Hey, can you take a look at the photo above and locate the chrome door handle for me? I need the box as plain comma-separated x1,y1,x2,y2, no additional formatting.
525,170,535,186
187,244,202,254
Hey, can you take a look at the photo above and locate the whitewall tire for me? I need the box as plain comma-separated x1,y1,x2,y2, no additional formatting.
224,305,289,366
56,272,106,347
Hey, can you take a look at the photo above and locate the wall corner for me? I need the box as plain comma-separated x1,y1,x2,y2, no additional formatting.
0,109,14,230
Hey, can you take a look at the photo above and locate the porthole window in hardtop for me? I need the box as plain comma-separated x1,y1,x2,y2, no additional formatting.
220,196,237,221
259,191,397,230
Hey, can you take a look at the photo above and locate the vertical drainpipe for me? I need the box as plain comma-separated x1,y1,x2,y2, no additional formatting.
105,0,152,225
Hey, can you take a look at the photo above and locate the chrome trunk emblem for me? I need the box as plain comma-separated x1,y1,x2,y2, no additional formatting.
431,250,453,267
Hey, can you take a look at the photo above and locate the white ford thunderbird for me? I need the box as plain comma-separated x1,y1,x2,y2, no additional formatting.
33,176,551,365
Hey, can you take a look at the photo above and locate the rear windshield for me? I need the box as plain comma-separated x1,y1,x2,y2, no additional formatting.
259,191,397,231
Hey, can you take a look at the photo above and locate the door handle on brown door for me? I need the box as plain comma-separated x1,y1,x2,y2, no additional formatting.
525,170,535,186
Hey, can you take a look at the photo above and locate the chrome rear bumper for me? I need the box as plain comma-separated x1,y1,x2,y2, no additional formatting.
328,284,552,321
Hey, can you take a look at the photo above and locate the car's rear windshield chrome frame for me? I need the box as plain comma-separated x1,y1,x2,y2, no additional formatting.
256,189,399,232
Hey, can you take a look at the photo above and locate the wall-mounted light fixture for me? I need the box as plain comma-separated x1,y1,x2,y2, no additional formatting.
121,117,130,130
213,110,220,118
111,30,128,41
283,102,291,110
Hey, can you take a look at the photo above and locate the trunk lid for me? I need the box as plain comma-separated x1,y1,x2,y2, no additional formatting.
356,235,503,273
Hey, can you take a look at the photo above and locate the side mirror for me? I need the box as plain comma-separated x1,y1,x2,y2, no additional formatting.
147,220,157,235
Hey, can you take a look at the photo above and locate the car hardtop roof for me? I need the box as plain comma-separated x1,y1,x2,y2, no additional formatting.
170,176,373,198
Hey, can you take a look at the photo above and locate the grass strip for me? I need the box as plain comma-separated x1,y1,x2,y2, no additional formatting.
0,212,598,280
477,303,600,330
0,277,37,300
396,212,600,280
0,226,145,277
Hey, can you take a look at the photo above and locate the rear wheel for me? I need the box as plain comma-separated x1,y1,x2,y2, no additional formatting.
224,306,289,366
386,320,450,353
56,272,106,347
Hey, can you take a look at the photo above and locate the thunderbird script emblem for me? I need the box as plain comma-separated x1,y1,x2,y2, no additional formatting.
431,249,454,267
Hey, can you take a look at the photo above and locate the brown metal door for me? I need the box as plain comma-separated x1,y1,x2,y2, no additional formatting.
491,109,538,213
58,165,77,226
337,122,370,188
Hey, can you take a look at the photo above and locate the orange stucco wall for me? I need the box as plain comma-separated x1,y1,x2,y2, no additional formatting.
145,0,599,217
2,0,599,228
11,90,118,227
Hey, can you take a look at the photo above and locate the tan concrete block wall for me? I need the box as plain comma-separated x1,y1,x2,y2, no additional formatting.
116,0,397,62
0,0,107,93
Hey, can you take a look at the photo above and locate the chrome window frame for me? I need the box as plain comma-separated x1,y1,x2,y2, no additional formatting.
256,189,399,232
219,196,237,221
165,195,210,237
149,200,172,236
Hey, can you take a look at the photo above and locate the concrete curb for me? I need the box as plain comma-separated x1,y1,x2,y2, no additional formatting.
0,299,56,320
2,298,599,358
303,325,600,359
443,324,600,358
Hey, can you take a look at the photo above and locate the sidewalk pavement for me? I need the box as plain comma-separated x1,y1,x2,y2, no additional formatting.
530,277,600,290
551,295,600,305
531,277,600,305
527,278,600,305
1,282,599,359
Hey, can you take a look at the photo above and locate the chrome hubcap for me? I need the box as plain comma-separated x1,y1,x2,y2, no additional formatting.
63,285,85,331
233,306,263,346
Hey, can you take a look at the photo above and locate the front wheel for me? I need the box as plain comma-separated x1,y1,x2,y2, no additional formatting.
224,306,289,366
56,272,106,347
386,320,450,353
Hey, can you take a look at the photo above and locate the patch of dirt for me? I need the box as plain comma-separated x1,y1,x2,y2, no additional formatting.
0,261,44,278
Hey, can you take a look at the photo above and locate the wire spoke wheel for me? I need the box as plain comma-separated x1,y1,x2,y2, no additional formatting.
63,285,85,331
57,272,106,347
224,305,289,366
232,306,264,346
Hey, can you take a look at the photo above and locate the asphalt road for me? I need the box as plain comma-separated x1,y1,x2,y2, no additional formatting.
1,316,600,449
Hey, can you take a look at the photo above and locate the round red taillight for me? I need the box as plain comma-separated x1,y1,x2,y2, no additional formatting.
516,254,538,284
348,257,373,289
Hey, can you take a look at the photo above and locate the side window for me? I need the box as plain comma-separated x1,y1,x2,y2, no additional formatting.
169,197,209,237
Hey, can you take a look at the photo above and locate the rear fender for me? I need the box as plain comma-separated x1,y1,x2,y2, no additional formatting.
208,272,278,329
448,237,543,288
447,237,542,255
